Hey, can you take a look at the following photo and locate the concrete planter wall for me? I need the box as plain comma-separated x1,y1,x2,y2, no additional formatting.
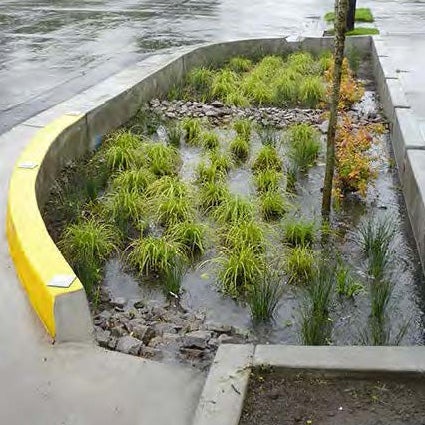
6,35,425,342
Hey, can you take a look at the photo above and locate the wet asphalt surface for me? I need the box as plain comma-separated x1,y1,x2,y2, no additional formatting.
1,0,425,134
0,0,331,133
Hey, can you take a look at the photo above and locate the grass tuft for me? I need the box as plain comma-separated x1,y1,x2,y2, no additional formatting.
60,218,119,294
230,136,250,162
233,118,252,141
201,131,220,150
248,268,283,322
254,169,282,193
166,122,183,148
282,218,316,247
285,247,316,284
216,247,263,296
288,123,321,171
212,194,254,224
252,145,283,173
227,57,253,73
199,181,230,211
128,236,183,276
166,221,206,257
259,190,288,221
182,117,202,145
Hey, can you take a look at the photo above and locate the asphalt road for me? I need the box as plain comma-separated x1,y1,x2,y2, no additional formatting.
0,0,330,133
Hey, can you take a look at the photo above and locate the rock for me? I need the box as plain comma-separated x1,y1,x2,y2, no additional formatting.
116,336,143,355
93,310,112,326
133,300,145,309
148,336,164,348
183,330,212,349
111,297,126,309
205,109,218,117
217,334,241,345
110,325,126,338
205,322,232,333
162,333,181,344
180,347,205,359
154,322,177,336
95,327,110,348
140,346,163,360
132,324,155,344
211,100,224,108
107,337,117,350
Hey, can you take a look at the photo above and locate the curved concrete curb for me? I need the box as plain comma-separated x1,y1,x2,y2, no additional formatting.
6,114,93,342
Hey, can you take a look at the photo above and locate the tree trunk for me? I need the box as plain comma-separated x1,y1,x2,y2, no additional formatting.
321,0,349,220
346,0,356,32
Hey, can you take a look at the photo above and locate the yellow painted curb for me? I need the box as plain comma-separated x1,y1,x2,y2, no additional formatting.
6,115,86,339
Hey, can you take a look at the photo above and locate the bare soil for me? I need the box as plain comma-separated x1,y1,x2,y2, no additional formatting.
240,369,425,425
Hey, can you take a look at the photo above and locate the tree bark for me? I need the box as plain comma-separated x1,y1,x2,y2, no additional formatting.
321,0,349,220
346,0,356,32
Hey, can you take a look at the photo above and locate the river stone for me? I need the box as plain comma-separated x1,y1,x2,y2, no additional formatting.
183,330,212,349
154,322,177,336
217,334,241,345
205,322,232,334
95,327,110,348
131,324,155,344
111,297,126,309
110,325,126,338
116,336,142,355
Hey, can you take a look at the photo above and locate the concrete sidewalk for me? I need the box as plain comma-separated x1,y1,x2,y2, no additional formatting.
0,124,204,425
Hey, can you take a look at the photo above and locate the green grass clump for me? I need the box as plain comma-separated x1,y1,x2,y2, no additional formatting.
166,122,183,148
224,91,251,107
196,161,226,185
282,218,316,247
248,268,283,322
209,150,233,173
201,131,220,150
145,143,181,176
259,191,288,221
230,136,250,162
227,57,253,73
163,259,186,296
347,27,379,36
254,169,282,193
233,118,252,141
154,196,195,227
325,8,374,23
146,176,188,200
285,247,316,284
186,67,214,100
167,221,206,257
273,74,298,106
335,263,364,298
182,117,202,145
300,264,334,345
286,52,316,75
242,74,274,105
288,123,321,171
223,220,265,254
128,236,183,276
102,188,145,230
210,69,240,101
111,168,155,193
356,216,396,280
252,145,283,173
60,218,119,294
299,76,326,108
212,195,254,224
199,181,230,211
105,131,141,171
216,246,263,295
